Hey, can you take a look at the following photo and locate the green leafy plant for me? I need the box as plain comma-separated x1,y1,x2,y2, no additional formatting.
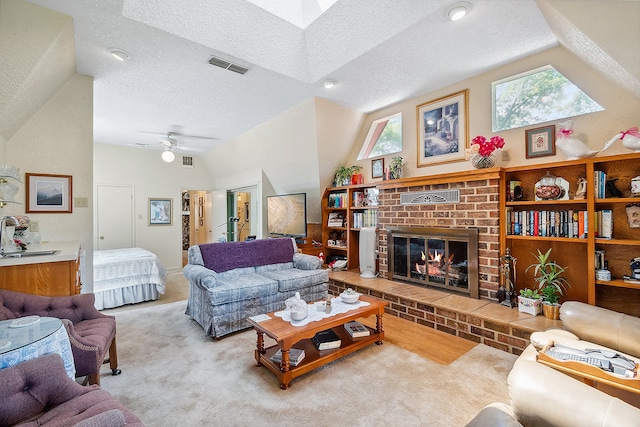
389,156,405,179
525,248,570,299
334,166,352,186
519,288,541,299
540,285,560,305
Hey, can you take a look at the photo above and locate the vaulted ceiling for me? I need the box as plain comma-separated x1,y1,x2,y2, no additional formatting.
1,0,638,154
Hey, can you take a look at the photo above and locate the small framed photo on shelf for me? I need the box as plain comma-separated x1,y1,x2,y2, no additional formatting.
525,125,556,159
25,173,73,213
371,158,384,179
149,198,172,225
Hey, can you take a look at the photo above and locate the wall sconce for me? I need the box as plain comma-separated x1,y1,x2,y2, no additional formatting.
161,148,175,163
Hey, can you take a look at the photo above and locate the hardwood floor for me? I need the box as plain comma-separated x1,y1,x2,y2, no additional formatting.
104,272,473,363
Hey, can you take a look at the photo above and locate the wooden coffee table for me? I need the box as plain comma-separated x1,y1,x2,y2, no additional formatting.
248,294,389,389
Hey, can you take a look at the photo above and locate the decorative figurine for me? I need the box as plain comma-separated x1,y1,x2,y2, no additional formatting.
555,120,598,160
574,177,587,200
606,178,623,198
600,126,640,153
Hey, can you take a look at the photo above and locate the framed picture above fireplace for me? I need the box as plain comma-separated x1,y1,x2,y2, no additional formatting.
416,90,469,168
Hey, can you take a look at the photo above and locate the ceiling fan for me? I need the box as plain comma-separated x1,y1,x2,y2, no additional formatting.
135,131,218,162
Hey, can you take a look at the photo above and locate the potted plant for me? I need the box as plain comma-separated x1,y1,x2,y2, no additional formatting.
517,288,542,315
334,166,352,187
525,248,570,319
350,165,363,185
389,156,405,179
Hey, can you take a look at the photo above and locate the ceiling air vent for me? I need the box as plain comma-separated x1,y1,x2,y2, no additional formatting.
208,55,249,75
400,189,460,205
182,156,194,168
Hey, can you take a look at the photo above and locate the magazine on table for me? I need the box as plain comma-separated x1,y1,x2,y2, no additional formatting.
312,329,341,350
270,348,305,366
344,321,370,338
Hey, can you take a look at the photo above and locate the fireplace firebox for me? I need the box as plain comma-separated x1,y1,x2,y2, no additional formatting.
386,226,479,298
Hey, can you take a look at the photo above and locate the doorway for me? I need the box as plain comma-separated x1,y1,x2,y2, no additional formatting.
226,186,257,241
181,190,213,265
96,184,134,250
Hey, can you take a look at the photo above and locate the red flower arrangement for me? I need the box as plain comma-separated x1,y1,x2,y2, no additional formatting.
471,135,505,157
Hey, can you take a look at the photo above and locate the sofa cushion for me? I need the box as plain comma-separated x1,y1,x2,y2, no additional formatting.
209,273,279,305
260,268,330,293
198,238,295,272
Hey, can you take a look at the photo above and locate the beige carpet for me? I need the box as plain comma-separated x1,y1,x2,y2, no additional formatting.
100,300,516,426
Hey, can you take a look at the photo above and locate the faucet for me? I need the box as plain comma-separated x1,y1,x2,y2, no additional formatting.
0,216,20,255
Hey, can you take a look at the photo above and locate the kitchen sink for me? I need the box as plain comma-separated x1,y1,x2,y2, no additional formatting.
1,250,60,258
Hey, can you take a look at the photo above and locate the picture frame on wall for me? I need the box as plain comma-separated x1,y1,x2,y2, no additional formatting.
525,125,556,159
416,89,469,167
25,173,72,213
149,198,172,225
371,158,384,178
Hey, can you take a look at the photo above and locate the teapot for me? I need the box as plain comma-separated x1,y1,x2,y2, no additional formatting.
285,292,308,321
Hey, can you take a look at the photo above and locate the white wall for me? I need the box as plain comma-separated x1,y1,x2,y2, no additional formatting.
93,144,214,272
3,74,94,289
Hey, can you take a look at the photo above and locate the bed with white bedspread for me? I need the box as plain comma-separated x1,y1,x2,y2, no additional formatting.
93,248,167,310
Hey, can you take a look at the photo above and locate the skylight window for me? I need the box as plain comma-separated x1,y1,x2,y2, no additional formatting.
492,65,604,132
357,113,402,160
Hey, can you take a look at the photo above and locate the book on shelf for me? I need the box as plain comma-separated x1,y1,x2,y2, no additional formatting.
312,328,341,350
327,212,345,227
270,348,305,366
343,321,370,338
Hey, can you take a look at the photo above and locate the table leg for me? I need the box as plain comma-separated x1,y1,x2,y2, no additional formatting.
280,347,291,372
255,330,265,367
375,312,384,345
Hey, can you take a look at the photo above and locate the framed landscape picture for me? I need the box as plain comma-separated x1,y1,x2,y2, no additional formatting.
26,173,72,213
149,198,172,225
525,125,556,158
416,89,469,167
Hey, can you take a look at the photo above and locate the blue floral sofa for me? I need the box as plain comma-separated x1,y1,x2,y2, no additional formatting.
183,238,328,338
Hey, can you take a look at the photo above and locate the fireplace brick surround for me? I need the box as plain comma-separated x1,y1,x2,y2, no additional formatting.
326,169,561,355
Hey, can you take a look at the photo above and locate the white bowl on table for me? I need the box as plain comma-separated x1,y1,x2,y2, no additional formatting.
340,289,361,304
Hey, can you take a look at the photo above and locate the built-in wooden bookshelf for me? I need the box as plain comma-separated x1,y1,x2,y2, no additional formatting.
321,184,379,269
500,152,640,316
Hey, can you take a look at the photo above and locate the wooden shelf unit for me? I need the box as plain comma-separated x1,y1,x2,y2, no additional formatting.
500,152,640,316
322,184,378,269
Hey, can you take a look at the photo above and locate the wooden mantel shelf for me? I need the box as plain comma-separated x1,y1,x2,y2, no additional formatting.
375,167,501,189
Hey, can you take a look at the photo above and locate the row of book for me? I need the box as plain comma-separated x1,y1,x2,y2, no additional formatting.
593,209,613,239
594,170,607,199
352,210,378,229
328,192,348,208
506,209,588,238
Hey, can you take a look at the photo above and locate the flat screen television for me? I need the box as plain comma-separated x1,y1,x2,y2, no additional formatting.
266,193,307,238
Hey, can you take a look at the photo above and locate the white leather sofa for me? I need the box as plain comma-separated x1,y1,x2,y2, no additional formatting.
467,301,640,427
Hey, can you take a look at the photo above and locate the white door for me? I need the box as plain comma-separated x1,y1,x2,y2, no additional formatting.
211,189,228,242
96,185,134,250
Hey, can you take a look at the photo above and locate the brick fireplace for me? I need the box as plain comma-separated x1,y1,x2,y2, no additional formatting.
375,169,501,301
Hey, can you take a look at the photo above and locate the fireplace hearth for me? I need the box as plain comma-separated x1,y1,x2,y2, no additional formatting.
386,226,479,298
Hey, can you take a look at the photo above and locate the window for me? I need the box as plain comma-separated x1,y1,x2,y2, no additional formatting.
357,113,402,160
492,65,603,132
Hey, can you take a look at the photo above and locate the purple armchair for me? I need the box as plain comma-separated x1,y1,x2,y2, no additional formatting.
0,289,120,385
0,353,143,426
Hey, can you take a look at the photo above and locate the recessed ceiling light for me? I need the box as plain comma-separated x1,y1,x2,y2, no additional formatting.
323,79,337,89
445,1,472,21
108,48,130,61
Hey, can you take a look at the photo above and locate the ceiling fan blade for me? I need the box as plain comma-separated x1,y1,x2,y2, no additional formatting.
168,132,218,141
175,145,205,152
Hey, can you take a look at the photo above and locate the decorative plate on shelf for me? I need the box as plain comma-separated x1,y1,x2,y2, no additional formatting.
535,176,569,201
9,315,40,328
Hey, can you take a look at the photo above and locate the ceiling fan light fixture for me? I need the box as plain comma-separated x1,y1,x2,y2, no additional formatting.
445,2,472,21
161,149,175,162
108,48,130,61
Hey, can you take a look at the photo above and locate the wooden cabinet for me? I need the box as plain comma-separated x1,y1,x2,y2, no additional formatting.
0,242,82,296
322,184,379,269
500,152,640,316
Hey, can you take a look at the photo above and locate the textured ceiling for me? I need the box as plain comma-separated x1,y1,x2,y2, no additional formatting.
3,0,639,154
